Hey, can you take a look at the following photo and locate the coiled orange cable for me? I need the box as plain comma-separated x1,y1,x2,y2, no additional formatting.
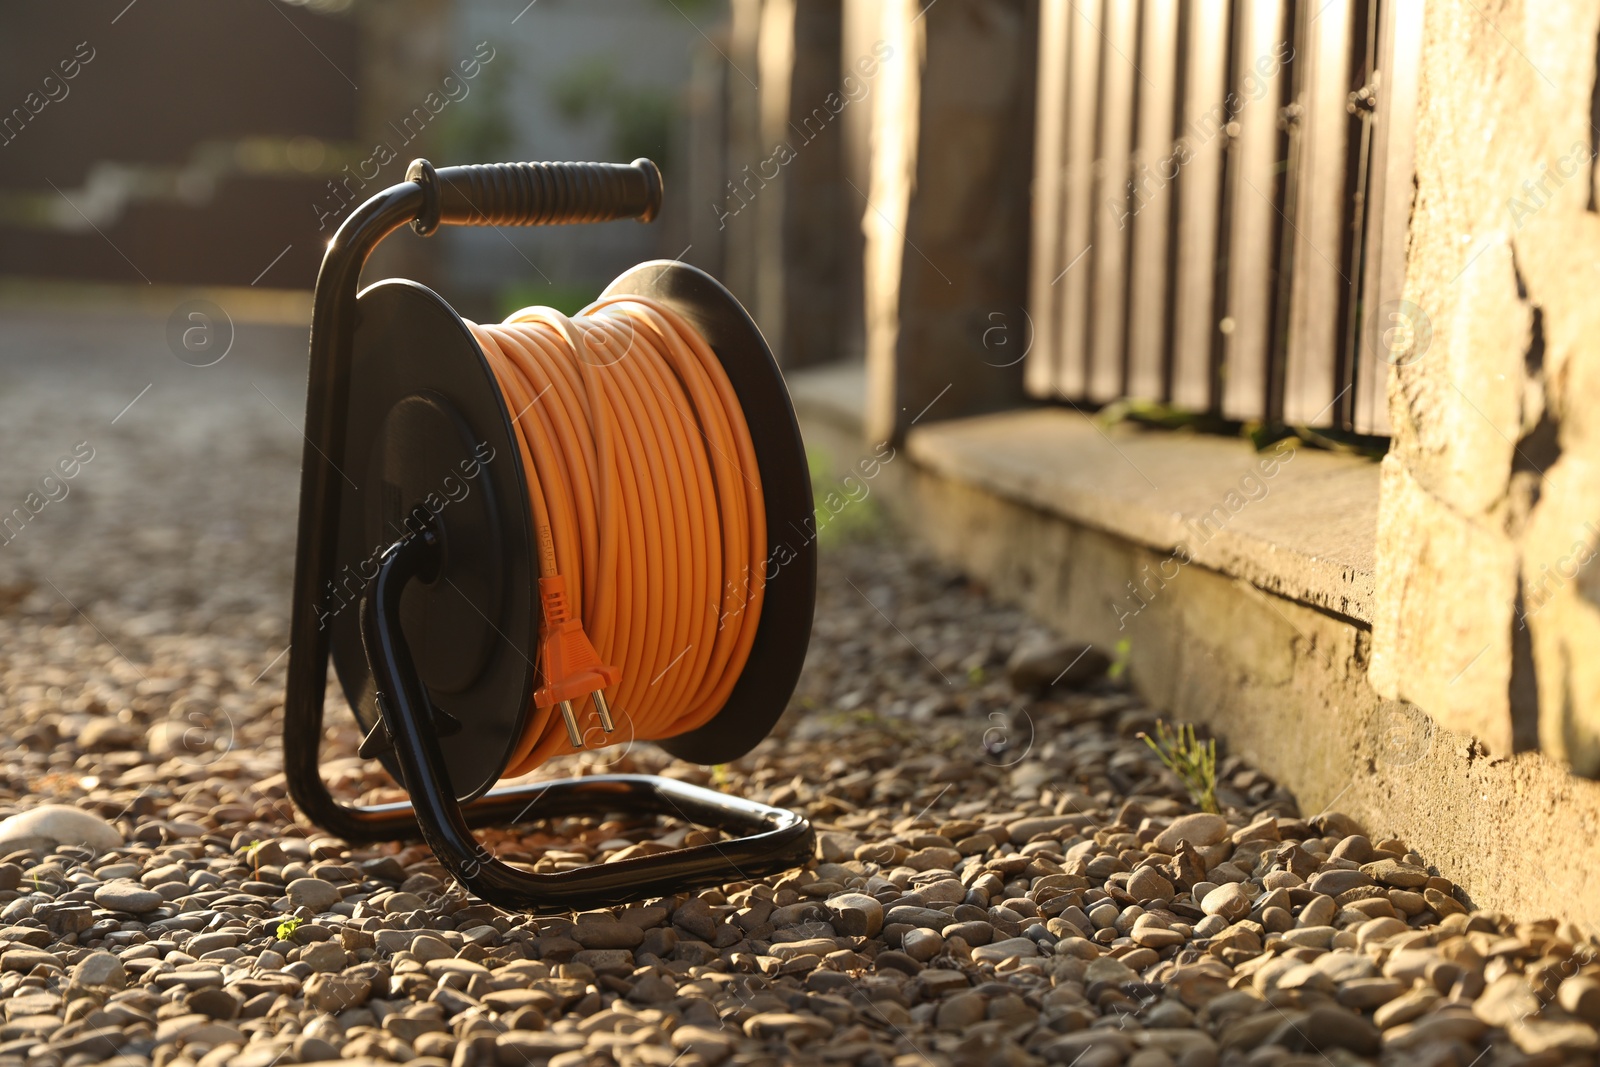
466,295,766,778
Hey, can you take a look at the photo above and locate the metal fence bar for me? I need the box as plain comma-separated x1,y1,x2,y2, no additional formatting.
1055,0,1104,398
1220,0,1291,422
1283,0,1353,425
1126,0,1181,401
1086,0,1140,401
1026,0,1074,397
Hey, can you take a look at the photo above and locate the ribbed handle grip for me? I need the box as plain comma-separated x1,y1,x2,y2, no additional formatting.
428,159,662,228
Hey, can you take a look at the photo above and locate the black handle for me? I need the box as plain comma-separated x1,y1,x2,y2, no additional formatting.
407,158,662,235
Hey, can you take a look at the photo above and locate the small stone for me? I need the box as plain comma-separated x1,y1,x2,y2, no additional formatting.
875,950,923,975
293,1036,341,1062
384,891,429,914
2,948,62,972
1473,973,1540,1028
943,919,994,945
918,968,970,995
1167,961,1232,1007
94,879,163,914
902,928,944,962
970,936,1038,964
1231,817,1280,844
671,1025,734,1064
743,1012,834,1041
1005,814,1079,841
1336,977,1408,1009
1131,923,1186,949
184,987,241,1020
1006,637,1108,692
1126,866,1175,903
1154,814,1228,852
1201,883,1250,921
495,1030,585,1063
1374,985,1440,1028
572,948,634,975
905,846,961,871
825,893,884,938
1307,869,1373,896
1085,956,1139,987
936,991,987,1029
0,805,121,854
1360,858,1430,888
1510,1017,1600,1056
1330,834,1374,863
299,941,347,973
1294,1006,1380,1055
1559,976,1600,1024
285,878,340,913
70,951,126,991
887,905,957,930
1311,951,1376,983
305,971,371,1012
1384,1007,1485,1050
571,920,643,950
815,831,863,863
409,934,454,962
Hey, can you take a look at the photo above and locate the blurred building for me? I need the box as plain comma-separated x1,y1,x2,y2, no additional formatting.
0,0,704,315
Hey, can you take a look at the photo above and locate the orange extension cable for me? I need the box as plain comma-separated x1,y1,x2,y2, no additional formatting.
466,295,766,779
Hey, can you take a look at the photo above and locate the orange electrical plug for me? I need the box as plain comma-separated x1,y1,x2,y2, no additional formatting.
533,574,621,748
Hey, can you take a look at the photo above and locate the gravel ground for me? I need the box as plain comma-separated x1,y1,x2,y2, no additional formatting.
1,309,1599,1067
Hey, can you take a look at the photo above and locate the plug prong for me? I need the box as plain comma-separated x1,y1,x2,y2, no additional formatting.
592,690,615,732
559,700,583,748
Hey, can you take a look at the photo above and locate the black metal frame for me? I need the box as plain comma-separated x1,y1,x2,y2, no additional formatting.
281,159,815,911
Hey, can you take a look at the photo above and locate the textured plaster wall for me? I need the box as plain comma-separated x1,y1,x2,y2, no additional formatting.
1371,0,1600,774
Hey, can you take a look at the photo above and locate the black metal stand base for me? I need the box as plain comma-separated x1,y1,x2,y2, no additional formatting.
283,530,814,912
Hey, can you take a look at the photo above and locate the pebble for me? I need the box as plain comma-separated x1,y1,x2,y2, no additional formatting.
93,878,163,914
1307,868,1373,896
1126,865,1175,902
0,805,121,853
70,951,126,990
0,460,1591,1067
825,892,884,937
1153,812,1229,851
305,972,371,1011
902,928,944,961
299,941,347,972
1006,637,1108,692
1361,857,1430,887
1200,882,1251,921
285,877,341,913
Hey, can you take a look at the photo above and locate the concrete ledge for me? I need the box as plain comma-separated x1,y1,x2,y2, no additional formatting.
907,409,1379,624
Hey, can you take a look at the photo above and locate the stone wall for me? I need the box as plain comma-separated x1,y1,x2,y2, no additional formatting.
1370,0,1600,775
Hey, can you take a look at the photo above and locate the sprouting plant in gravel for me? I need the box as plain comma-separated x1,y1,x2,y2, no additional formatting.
1108,637,1132,681
239,839,262,879
1140,719,1219,813
711,764,731,787
275,915,304,942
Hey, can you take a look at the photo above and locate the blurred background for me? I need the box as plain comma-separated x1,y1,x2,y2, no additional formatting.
0,0,969,633
0,0,909,350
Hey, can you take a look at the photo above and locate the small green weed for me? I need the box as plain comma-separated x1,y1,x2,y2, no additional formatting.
1139,719,1219,814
